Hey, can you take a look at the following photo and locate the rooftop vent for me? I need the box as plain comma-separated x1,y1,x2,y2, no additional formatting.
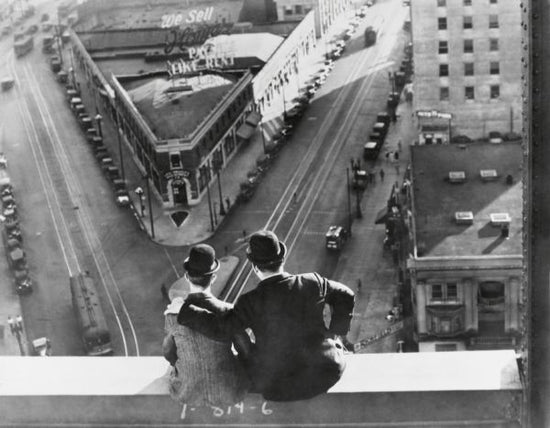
455,211,474,225
448,171,466,183
490,213,511,227
480,169,498,181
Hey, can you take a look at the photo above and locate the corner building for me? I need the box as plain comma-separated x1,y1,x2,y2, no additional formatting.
410,0,522,140
405,143,524,351
70,0,317,208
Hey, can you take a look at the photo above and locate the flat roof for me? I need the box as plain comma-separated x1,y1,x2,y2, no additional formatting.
120,72,238,140
411,142,523,257
76,0,245,31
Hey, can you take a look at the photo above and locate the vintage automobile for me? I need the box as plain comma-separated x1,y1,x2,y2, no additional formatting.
325,225,348,251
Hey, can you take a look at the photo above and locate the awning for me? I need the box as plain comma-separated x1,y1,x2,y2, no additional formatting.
245,111,261,127
236,123,255,140
374,206,388,225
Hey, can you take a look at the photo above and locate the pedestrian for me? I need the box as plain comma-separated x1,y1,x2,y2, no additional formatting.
293,191,297,203
380,168,385,181
391,111,397,122
242,229,247,239
225,197,231,212
394,151,399,161
160,283,170,302
357,278,362,291
397,140,402,153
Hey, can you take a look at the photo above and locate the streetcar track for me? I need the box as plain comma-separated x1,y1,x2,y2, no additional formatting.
223,6,406,302
21,61,140,356
8,46,139,356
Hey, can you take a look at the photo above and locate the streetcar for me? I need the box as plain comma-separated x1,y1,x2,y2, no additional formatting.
69,272,113,356
14,36,33,57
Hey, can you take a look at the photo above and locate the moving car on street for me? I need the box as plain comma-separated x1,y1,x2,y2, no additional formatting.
325,225,348,251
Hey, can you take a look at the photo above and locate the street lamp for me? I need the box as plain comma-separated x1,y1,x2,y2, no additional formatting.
134,186,144,217
346,168,353,237
7,315,25,356
94,114,103,139
144,174,155,239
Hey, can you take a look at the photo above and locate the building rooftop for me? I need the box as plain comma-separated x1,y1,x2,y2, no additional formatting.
410,142,523,258
76,0,245,32
119,71,238,140
204,33,284,63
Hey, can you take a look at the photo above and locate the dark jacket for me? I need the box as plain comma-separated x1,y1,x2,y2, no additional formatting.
163,292,249,406
178,272,355,401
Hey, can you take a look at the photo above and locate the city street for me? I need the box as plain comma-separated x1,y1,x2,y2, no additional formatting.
0,0,410,357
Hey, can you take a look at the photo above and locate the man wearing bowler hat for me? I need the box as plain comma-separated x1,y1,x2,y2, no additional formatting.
163,244,249,407
178,230,355,402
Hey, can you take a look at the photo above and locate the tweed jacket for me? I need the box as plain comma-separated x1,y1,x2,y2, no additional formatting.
178,272,355,401
163,292,249,407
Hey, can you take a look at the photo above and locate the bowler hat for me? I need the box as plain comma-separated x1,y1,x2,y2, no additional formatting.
183,244,220,276
246,230,286,266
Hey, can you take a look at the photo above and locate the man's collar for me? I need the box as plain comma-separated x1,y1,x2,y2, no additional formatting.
258,272,290,285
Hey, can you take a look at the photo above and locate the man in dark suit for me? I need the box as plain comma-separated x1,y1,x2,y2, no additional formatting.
178,230,355,402
163,244,249,407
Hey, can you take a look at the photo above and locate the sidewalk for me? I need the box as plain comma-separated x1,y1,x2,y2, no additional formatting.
334,84,417,353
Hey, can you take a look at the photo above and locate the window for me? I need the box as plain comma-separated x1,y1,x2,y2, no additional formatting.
490,85,500,99
463,0,472,5
447,283,458,299
440,87,449,101
489,38,499,51
439,63,449,76
463,16,473,29
438,40,448,54
489,14,499,28
490,0,497,3
295,5,303,14
432,285,443,299
490,61,500,75
438,17,447,30
437,0,446,5
479,281,505,304
430,283,459,301
464,62,474,76
169,153,181,169
283,6,292,15
464,39,473,53
465,86,475,100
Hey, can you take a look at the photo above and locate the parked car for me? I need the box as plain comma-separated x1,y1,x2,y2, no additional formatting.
32,337,52,356
489,131,503,144
450,135,473,144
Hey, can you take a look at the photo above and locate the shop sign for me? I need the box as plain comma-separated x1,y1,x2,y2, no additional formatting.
163,23,232,54
160,7,215,28
166,47,235,78
165,170,190,182
416,110,452,120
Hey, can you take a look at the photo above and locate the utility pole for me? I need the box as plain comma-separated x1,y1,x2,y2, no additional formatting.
346,168,352,237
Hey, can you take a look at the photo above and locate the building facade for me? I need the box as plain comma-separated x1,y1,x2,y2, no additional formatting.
410,0,522,140
274,0,351,37
70,0,316,208
403,143,524,351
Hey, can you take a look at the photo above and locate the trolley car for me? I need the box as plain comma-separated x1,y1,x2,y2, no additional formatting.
69,272,113,356
14,36,33,57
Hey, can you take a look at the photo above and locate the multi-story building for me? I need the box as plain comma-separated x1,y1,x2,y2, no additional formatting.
404,142,524,351
410,0,522,141
70,0,316,208
274,0,351,37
